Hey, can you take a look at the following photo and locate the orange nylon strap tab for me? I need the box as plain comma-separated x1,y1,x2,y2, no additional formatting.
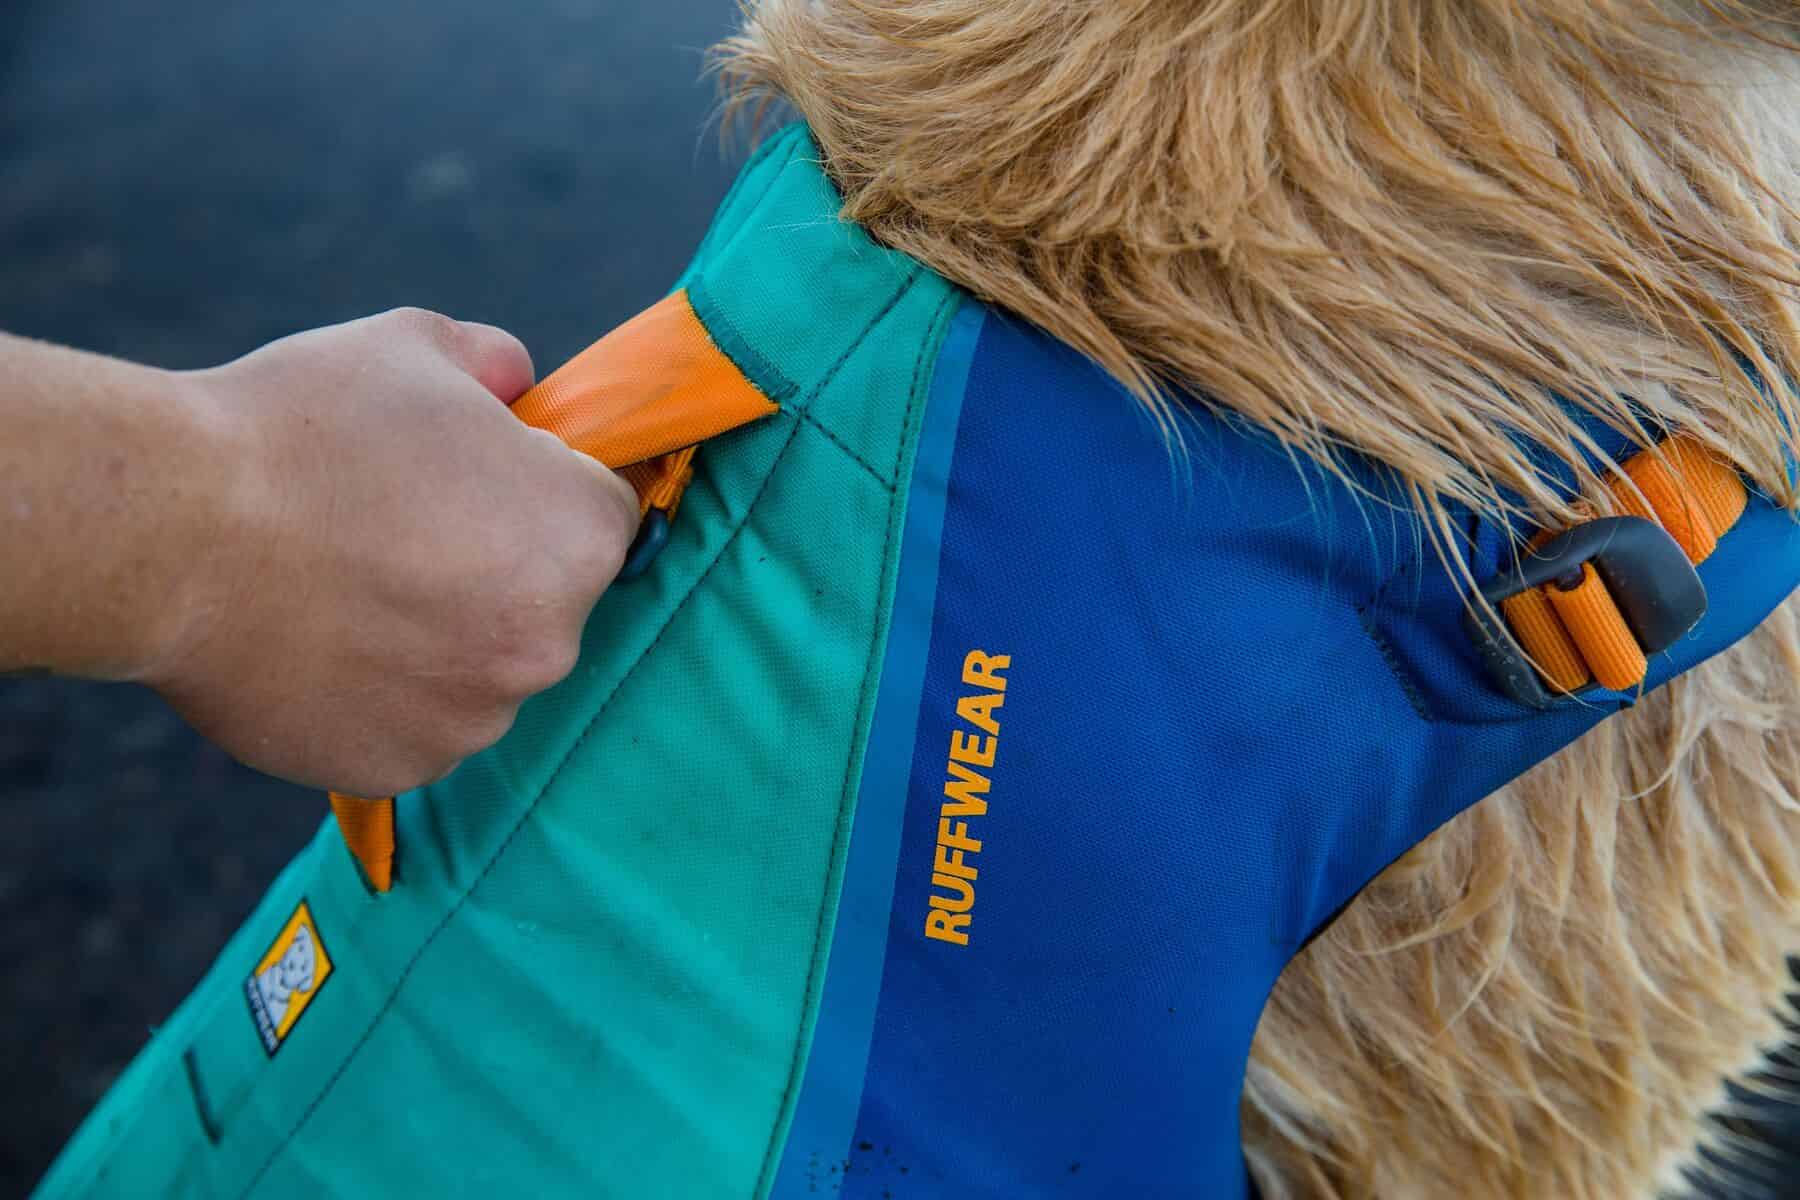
510,288,778,516
1506,435,1747,696
330,288,778,891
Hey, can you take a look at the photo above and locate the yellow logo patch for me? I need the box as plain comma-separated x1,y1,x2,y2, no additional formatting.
244,900,333,1055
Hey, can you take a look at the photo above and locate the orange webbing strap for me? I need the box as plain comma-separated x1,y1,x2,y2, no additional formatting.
330,288,778,891
1505,435,1748,696
330,793,396,892
1544,563,1647,691
1499,585,1589,693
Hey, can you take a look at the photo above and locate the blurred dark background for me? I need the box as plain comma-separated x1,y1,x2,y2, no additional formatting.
0,1,739,1191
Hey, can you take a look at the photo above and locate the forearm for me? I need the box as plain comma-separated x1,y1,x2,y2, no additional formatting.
0,331,223,680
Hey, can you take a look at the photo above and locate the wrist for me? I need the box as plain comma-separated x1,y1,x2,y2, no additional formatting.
113,365,250,687
0,334,257,685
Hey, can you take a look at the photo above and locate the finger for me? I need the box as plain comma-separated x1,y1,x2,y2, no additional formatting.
535,443,642,597
519,423,641,536
444,320,537,404
379,308,536,403
586,459,643,541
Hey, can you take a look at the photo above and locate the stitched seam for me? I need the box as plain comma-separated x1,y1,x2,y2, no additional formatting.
234,425,805,1200
795,409,894,490
1356,607,1437,723
891,295,955,483
751,284,959,1198
236,271,925,1200
691,275,801,405
1351,558,1440,723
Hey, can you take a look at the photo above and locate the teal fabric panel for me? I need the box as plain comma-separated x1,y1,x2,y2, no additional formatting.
32,823,339,1200
35,124,960,1200
263,409,913,1198
800,276,962,493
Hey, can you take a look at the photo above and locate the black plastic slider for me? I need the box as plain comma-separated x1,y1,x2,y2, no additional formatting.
1465,516,1708,709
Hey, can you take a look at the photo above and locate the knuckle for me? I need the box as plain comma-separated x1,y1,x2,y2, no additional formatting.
575,521,631,588
425,759,466,787
386,306,463,350
381,305,432,328
359,762,428,799
582,473,641,577
470,324,533,378
502,632,581,697
457,705,519,755
468,551,590,697
543,641,582,690
477,604,579,699
430,720,491,769
527,475,635,591
603,469,642,530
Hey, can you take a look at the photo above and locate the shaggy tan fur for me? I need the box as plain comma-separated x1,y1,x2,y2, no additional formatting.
715,1,1800,1196
1244,603,1800,1197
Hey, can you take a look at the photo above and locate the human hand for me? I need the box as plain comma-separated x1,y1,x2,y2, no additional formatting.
146,308,639,795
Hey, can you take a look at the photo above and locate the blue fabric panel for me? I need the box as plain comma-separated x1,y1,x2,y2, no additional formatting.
833,312,1349,1197
775,307,1800,1198
772,300,984,1195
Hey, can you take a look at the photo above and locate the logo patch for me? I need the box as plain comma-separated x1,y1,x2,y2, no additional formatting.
244,900,333,1055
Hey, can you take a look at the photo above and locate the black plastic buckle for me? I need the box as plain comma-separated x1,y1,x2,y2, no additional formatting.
1466,515,1707,709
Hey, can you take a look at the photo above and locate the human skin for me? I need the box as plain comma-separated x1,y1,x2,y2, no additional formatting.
0,308,640,797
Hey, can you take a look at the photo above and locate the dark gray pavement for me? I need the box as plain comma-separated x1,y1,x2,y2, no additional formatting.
0,2,740,1191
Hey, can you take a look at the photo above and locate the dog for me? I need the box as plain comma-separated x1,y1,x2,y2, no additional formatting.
715,3,1800,1195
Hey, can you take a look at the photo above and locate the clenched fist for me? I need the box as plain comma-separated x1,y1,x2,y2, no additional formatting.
0,311,639,796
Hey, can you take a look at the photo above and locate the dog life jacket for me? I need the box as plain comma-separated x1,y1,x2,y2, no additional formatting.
36,124,1800,1200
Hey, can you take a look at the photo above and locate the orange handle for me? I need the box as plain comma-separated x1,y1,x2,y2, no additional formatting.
509,288,776,482
330,288,777,891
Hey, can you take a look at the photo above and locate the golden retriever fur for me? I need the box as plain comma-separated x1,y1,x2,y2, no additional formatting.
715,2,1800,1196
